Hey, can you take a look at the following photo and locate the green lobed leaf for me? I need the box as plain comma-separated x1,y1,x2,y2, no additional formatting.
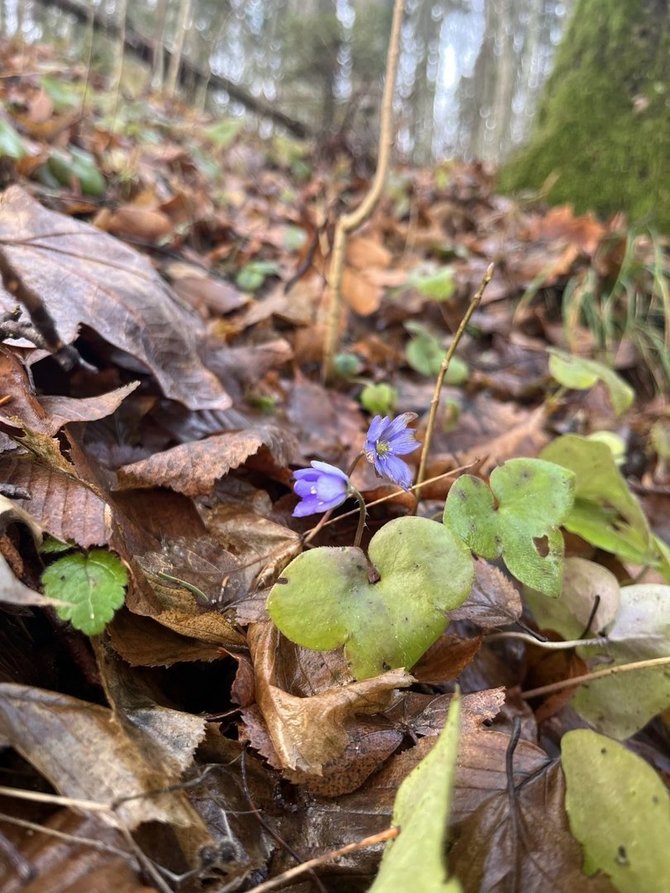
267,516,474,679
572,584,670,738
540,435,664,572
548,349,634,415
370,692,462,892
41,550,128,636
443,458,575,597
562,729,670,892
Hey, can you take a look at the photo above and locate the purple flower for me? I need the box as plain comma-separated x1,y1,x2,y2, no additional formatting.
293,461,351,517
364,413,419,490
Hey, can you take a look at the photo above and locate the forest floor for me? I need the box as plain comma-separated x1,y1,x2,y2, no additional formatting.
0,38,669,893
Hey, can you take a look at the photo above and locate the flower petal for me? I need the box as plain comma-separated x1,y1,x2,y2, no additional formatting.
379,453,413,490
386,430,419,455
309,460,349,483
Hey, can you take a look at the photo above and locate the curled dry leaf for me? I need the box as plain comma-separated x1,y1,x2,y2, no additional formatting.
116,426,297,497
0,553,58,608
0,185,230,411
246,622,413,776
107,610,223,667
0,683,210,837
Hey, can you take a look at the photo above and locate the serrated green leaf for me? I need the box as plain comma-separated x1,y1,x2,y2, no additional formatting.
360,382,397,417
444,458,574,596
548,349,634,415
0,117,27,160
39,536,72,555
562,729,670,892
268,517,473,679
572,584,670,738
41,550,128,636
370,692,462,892
540,435,662,572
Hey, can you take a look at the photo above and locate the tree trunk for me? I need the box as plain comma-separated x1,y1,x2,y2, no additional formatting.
166,0,192,97
500,0,670,229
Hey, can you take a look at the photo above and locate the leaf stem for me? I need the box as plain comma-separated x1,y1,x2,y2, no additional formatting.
521,655,670,700
486,631,609,650
415,263,494,496
352,488,367,549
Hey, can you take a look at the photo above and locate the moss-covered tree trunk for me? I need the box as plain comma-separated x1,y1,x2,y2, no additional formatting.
500,0,670,230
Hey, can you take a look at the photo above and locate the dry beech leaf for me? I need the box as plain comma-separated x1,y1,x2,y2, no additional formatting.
0,456,111,547
107,610,223,667
116,426,297,497
0,810,154,893
449,760,615,892
341,267,384,315
449,559,522,628
0,185,230,411
38,382,141,435
0,683,209,835
247,622,413,776
411,632,483,684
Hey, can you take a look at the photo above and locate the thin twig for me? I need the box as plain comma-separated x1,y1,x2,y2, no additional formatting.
521,655,670,700
321,0,406,381
416,263,494,494
0,786,110,812
247,826,399,893
0,811,135,862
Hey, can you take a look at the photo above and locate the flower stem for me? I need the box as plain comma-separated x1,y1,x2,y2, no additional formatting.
352,488,367,549
415,263,494,498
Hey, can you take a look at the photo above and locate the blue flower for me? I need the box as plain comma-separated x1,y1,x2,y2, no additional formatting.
364,413,419,490
293,461,351,517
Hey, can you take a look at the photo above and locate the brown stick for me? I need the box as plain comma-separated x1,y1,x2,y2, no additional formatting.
415,263,494,493
247,826,400,893
521,655,670,700
321,0,406,381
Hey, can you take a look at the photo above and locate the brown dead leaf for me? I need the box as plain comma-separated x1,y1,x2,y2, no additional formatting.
449,559,523,628
449,760,616,892
96,205,173,243
0,683,210,835
341,267,383,315
527,205,605,255
346,236,391,270
0,455,110,547
0,185,230,411
38,383,141,435
247,622,413,776
0,810,155,893
107,610,223,667
0,553,57,608
411,633,483,684
116,426,297,497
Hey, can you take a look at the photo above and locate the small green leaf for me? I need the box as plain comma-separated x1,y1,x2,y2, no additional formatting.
236,260,279,292
650,418,670,459
39,536,72,556
405,322,468,383
370,692,462,892
411,266,456,301
562,729,670,892
268,517,474,679
40,76,80,109
360,382,397,417
0,117,27,160
540,435,662,571
41,550,128,636
548,349,634,415
48,148,105,196
333,353,363,378
444,458,575,596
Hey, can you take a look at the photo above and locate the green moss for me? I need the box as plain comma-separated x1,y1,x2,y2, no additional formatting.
500,0,670,231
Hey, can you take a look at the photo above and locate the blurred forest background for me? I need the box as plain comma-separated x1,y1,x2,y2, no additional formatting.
0,0,573,165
